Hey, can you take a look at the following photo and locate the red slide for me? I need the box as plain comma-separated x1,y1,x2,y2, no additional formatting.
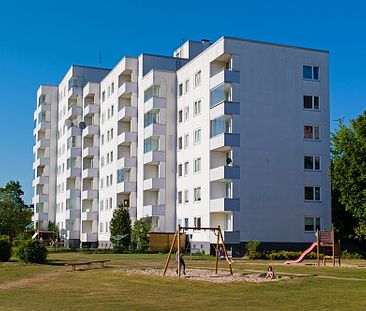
285,242,318,264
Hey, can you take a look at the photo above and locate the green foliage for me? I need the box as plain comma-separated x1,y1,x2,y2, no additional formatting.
17,239,48,263
246,240,261,259
341,250,364,259
331,112,366,241
0,181,32,238
0,235,12,261
47,221,59,233
110,204,132,252
131,217,151,253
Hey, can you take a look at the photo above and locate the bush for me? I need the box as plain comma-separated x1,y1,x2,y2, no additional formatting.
342,250,364,259
17,240,48,263
0,235,12,261
246,240,261,259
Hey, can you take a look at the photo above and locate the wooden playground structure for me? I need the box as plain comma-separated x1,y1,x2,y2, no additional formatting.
163,225,233,278
316,226,341,266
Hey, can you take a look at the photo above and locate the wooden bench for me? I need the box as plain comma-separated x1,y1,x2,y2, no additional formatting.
67,259,111,271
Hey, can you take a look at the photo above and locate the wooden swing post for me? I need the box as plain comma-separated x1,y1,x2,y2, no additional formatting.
218,225,233,275
163,227,179,276
214,228,220,274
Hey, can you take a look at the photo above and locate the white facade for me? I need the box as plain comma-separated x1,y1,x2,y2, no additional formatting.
32,36,330,251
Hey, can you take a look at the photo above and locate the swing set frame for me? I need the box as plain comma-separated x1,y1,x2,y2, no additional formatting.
163,225,233,278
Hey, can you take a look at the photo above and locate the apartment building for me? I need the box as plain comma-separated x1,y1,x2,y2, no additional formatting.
33,36,330,251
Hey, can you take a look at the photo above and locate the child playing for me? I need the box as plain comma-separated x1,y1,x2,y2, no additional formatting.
266,266,275,280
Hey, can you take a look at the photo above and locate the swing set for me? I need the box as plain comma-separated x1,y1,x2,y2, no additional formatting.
163,225,233,278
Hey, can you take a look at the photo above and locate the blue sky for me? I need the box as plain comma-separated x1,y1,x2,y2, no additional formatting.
0,0,365,203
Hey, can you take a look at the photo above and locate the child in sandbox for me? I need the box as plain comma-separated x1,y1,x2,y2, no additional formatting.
266,266,275,280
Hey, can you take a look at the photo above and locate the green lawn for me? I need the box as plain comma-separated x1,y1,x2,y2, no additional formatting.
1,253,366,310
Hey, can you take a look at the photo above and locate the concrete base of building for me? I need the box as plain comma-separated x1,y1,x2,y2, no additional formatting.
81,242,98,249
67,239,80,248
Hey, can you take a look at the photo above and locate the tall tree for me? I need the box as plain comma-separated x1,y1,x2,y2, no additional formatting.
110,204,131,251
0,181,32,238
331,112,366,242
131,217,151,253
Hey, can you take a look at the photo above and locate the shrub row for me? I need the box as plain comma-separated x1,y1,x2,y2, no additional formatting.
0,235,12,261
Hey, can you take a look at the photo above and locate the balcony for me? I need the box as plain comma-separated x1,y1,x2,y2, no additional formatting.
117,131,137,145
144,97,166,113
33,157,50,170
210,198,240,213
81,232,98,242
68,86,82,99
128,207,137,219
143,151,165,165
144,124,166,138
33,194,48,204
143,178,165,191
210,101,240,119
117,157,136,168
81,211,98,221
32,176,49,187
65,168,81,178
117,81,137,98
83,124,99,137
222,230,240,244
82,168,98,179
65,209,81,219
33,138,50,152
66,106,82,119
33,121,51,135
118,106,137,122
84,103,100,116
66,189,81,199
66,229,80,240
210,69,240,88
37,102,51,113
210,165,240,182
67,126,82,137
143,204,165,217
117,181,136,193
210,133,240,151
33,212,48,222
82,146,98,158
67,147,82,158
81,189,98,200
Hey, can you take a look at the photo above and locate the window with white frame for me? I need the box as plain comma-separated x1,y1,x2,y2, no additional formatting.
100,200,104,211
178,83,183,96
185,79,189,94
184,106,189,121
111,128,114,139
194,157,201,173
184,189,189,203
178,136,183,150
303,65,319,80
194,99,201,116
194,186,201,202
194,128,201,145
304,186,321,201
100,222,104,232
178,110,183,123
194,217,201,229
178,191,182,204
304,125,320,140
304,155,321,170
184,161,189,176
109,197,113,210
304,217,321,232
303,95,320,110
178,164,183,177
184,134,189,148
194,70,201,87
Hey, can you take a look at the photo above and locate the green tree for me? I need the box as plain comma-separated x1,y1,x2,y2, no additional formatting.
131,217,151,253
110,204,131,251
331,112,366,242
0,181,32,239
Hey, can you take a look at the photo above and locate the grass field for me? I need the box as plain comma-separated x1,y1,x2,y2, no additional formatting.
1,252,366,310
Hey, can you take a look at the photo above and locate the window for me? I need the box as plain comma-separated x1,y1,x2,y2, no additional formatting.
178,191,182,204
185,79,189,94
105,221,109,233
304,186,321,201
178,83,183,96
111,128,114,139
144,137,160,153
194,100,201,116
100,178,104,189
304,156,320,170
117,168,130,183
194,70,201,87
184,106,189,121
144,84,160,102
184,189,189,203
304,95,320,110
225,182,233,198
303,65,319,80
110,174,113,185
178,164,183,177
178,137,183,150
194,129,201,144
184,134,189,148
102,91,105,102
111,82,115,94
194,187,201,202
305,217,321,232
184,218,189,228
111,105,114,116
110,151,113,163
106,175,110,187
210,83,231,107
194,217,201,229
100,200,104,211
194,157,201,173
101,156,105,167
304,125,320,140
144,109,161,127
101,135,105,145
178,110,183,123
184,161,189,176
109,197,113,210
100,223,104,233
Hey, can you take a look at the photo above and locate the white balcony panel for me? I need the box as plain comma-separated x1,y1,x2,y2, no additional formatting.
66,189,81,198
144,97,166,113
67,126,82,137
210,101,240,119
128,207,137,220
118,82,137,98
32,176,49,187
84,104,100,116
118,106,137,122
144,124,166,138
66,106,83,119
33,194,49,204
33,121,51,135
117,157,136,168
67,229,80,240
33,158,50,169
210,198,240,213
68,86,82,99
143,178,165,191
67,147,82,158
81,232,98,242
143,151,165,165
82,168,98,179
33,212,48,222
81,211,98,221
210,133,240,151
210,69,240,89
66,168,81,178
33,139,50,153
83,124,99,137
117,181,136,193
82,146,99,158
81,189,98,200
65,209,81,219
222,230,240,244
117,132,137,145
143,205,165,217
210,166,240,182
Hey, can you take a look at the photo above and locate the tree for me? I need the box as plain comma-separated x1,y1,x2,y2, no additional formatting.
0,181,32,239
131,217,151,253
331,112,366,242
110,204,131,251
